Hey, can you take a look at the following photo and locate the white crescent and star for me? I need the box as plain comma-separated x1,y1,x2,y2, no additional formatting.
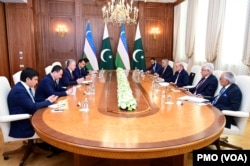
100,49,111,62
132,49,143,62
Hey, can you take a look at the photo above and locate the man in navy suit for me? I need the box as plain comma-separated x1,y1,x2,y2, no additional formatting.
186,63,218,99
35,65,73,102
60,59,84,87
145,57,162,74
7,68,58,138
169,62,189,87
211,72,242,129
156,59,173,82
73,58,90,79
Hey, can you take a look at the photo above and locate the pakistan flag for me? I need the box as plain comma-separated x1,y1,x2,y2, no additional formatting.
100,23,114,70
131,23,146,70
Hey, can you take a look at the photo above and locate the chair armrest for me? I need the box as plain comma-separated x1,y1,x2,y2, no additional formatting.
222,110,249,118
0,114,31,122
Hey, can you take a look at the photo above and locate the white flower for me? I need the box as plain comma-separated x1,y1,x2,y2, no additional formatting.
116,68,137,111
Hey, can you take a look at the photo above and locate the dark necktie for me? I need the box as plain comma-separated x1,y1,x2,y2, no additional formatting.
71,72,74,79
161,67,166,76
29,88,35,103
194,78,205,94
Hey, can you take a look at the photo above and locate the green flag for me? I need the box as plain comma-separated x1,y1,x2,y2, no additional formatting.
131,23,146,70
115,24,130,69
100,23,114,70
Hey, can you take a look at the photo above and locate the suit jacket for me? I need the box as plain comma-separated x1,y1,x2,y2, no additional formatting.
212,83,242,128
7,82,51,138
73,66,88,79
145,62,162,74
169,69,189,87
157,65,173,82
35,74,67,102
60,68,78,87
189,74,218,99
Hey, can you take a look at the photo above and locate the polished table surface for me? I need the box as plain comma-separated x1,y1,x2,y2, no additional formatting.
32,70,225,164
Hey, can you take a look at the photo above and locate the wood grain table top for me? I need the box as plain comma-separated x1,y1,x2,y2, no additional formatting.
32,70,225,159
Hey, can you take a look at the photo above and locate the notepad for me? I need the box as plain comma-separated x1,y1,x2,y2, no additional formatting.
159,82,169,86
177,96,209,103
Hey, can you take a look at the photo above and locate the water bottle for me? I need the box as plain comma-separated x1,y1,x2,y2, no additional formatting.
82,98,89,111
161,90,166,100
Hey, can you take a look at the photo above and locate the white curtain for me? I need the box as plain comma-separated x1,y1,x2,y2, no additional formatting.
215,0,249,75
242,0,250,67
185,0,198,59
173,0,188,62
205,0,226,62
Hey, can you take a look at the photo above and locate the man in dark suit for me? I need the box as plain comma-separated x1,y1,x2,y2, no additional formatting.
35,65,73,102
73,58,90,79
186,63,218,99
145,57,162,74
7,68,58,138
60,59,84,87
156,59,173,82
168,61,189,87
211,71,242,129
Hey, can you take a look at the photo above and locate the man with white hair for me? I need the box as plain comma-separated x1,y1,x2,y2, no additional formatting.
211,71,242,128
187,63,218,99
60,59,84,86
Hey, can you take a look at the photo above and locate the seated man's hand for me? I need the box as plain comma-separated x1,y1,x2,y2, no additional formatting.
196,94,204,98
76,78,84,84
66,88,73,95
47,95,58,103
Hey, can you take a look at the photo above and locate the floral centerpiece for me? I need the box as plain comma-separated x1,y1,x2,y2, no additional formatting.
116,68,137,111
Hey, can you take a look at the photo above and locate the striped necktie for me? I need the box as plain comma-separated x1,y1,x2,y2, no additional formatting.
212,87,226,105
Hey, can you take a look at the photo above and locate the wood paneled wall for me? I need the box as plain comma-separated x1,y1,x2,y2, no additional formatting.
0,2,10,80
5,0,36,82
1,0,175,80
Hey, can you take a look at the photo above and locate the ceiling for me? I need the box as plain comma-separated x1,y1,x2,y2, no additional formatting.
0,0,177,3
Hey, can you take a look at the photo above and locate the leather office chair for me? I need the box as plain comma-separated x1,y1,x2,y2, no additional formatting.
51,61,62,67
0,76,49,166
189,65,202,86
168,60,174,68
45,65,53,75
214,75,250,150
12,71,22,85
182,62,188,71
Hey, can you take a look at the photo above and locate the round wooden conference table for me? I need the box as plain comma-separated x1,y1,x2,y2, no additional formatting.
32,70,225,166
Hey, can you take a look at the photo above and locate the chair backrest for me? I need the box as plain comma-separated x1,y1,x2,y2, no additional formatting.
213,70,224,96
168,60,174,68
45,65,53,75
182,62,188,71
190,65,202,86
0,76,12,141
51,61,62,67
234,75,250,134
12,71,22,85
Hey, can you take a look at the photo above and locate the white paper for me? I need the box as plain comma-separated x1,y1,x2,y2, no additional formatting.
159,82,169,87
177,96,209,103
